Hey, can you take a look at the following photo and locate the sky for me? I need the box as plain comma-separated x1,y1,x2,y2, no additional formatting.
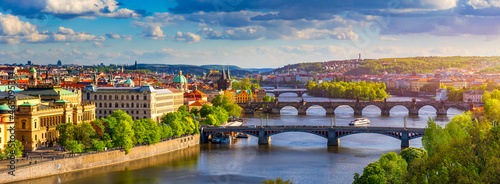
1,0,500,68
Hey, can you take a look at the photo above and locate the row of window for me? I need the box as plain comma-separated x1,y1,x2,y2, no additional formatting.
99,110,147,115
87,94,149,101
98,102,149,108
98,115,147,120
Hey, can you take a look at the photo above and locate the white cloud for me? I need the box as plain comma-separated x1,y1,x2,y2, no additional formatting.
122,35,133,41
379,36,401,41
466,0,500,9
93,42,103,47
174,32,201,43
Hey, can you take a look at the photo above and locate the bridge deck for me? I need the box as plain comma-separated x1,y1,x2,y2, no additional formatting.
203,126,425,131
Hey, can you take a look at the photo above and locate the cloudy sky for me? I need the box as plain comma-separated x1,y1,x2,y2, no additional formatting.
1,0,500,67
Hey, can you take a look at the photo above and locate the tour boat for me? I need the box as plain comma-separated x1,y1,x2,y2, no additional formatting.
349,118,370,126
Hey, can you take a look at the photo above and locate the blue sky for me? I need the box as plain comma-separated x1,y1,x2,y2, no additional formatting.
0,0,500,68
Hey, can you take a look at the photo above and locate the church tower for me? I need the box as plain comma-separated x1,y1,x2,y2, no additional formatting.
29,67,37,86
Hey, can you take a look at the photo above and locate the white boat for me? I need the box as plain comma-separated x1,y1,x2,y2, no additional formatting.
349,118,370,126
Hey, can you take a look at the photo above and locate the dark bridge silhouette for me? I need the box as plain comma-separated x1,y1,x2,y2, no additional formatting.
238,101,481,116
201,126,426,147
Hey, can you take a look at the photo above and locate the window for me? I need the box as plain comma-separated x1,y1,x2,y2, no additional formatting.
115,103,118,107
131,103,134,108
87,93,90,100
99,95,102,100
22,135,24,141
121,95,124,100
94,95,97,99
126,95,129,100
99,103,102,107
131,96,134,100
121,103,124,108
131,111,133,114
144,103,147,108
34,120,37,128
99,110,102,114
144,111,147,114
35,135,37,141
104,95,107,100
115,95,118,100
109,95,112,100
144,95,147,100
126,103,129,108
22,120,26,129
104,103,107,108
136,95,139,100
109,103,112,107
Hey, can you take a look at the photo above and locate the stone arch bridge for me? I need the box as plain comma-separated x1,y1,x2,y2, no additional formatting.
238,101,481,116
201,126,426,147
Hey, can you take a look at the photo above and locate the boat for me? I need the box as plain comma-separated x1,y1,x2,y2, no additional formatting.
211,134,222,143
220,135,232,144
237,133,249,138
349,118,370,126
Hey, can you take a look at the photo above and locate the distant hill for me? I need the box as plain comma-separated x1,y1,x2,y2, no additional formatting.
133,64,265,76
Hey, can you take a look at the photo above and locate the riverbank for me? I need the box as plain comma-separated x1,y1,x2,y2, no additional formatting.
0,134,199,183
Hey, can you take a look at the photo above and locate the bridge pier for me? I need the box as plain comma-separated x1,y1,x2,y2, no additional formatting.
200,129,209,143
271,108,280,114
298,109,307,115
408,108,419,116
354,109,362,116
258,129,271,145
401,130,409,147
326,108,335,115
436,108,447,116
327,129,339,146
381,108,390,116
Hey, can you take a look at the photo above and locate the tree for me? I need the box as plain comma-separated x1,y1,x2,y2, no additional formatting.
92,139,106,151
56,123,76,148
112,118,134,154
261,177,293,184
270,97,276,102
200,104,213,118
132,119,148,144
205,114,218,126
377,152,407,184
75,122,96,149
3,140,23,158
66,140,84,154
262,95,271,102
353,162,387,184
224,103,241,117
400,147,426,167
190,107,199,115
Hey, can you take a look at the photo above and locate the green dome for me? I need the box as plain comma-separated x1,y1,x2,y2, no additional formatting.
0,103,11,111
124,78,134,84
30,67,36,73
173,71,187,83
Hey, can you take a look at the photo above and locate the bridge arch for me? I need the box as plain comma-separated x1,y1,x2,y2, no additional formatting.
279,105,299,115
361,105,382,116
266,130,328,139
334,105,354,115
204,130,259,138
337,131,403,140
445,105,467,115
418,105,439,115
305,105,327,115
276,92,301,97
389,105,410,116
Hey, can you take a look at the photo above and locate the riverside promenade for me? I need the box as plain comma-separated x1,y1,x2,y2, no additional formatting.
0,134,199,183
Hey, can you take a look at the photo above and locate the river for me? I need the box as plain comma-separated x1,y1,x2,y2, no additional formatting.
11,95,464,184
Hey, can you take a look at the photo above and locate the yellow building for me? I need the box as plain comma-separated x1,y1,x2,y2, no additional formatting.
0,104,14,151
14,85,96,151
236,90,252,103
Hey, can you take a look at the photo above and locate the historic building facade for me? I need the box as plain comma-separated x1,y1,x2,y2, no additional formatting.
83,85,184,122
14,85,96,151
0,104,14,151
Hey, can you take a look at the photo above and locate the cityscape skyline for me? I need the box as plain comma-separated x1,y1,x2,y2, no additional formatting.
1,0,500,67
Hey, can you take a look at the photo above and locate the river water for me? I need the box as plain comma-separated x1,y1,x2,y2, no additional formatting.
12,95,464,184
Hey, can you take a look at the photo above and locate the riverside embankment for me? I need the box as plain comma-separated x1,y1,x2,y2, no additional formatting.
1,134,199,183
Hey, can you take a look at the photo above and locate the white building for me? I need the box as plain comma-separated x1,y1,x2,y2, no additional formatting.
83,85,184,122
436,88,448,101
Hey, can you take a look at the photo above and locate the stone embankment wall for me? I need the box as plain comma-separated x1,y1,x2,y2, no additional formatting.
0,134,199,183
